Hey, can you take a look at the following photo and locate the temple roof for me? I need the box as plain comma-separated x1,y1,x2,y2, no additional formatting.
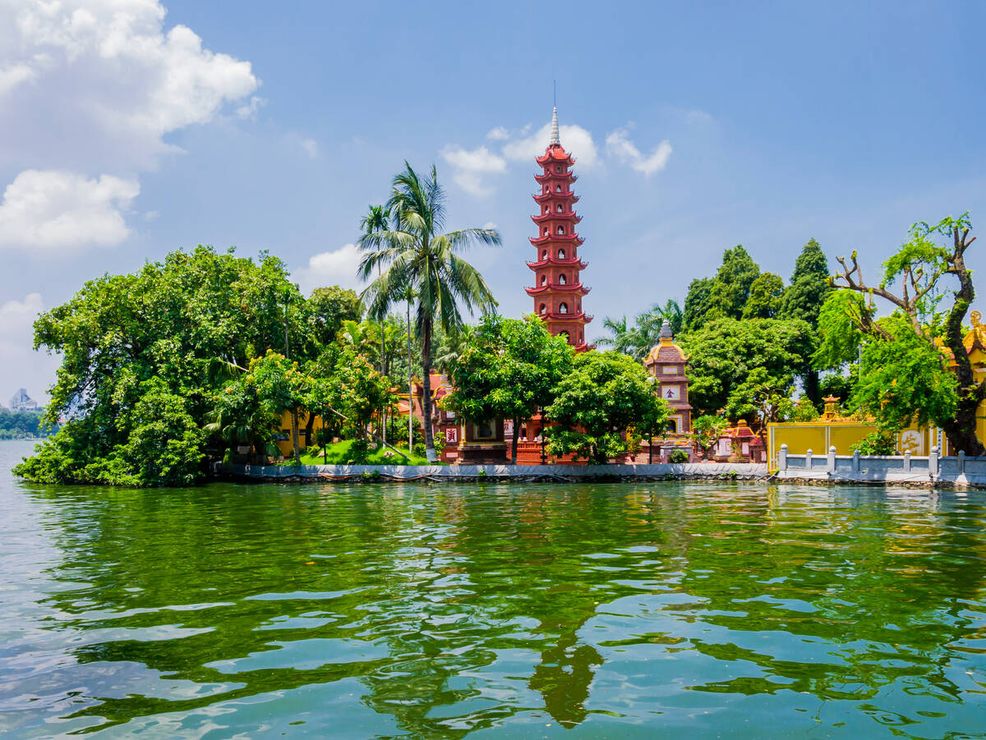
644,323,687,365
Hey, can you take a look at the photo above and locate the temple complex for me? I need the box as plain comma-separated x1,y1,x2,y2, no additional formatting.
526,106,591,350
643,321,692,435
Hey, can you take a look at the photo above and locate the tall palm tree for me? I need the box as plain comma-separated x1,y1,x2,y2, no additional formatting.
360,205,390,443
358,163,500,461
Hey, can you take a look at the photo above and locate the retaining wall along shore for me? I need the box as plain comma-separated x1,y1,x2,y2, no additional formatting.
776,444,986,488
222,462,769,482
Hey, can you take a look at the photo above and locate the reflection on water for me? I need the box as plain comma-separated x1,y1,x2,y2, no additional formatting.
0,440,985,737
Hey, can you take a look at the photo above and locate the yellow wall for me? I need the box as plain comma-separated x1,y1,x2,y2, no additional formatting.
275,411,325,458
767,421,877,468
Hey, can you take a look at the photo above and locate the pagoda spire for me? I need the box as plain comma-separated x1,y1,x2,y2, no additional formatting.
525,105,591,351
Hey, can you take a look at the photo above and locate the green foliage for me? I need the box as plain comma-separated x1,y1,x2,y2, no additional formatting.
682,277,715,332
852,313,958,431
851,430,897,456
17,246,310,486
357,163,500,460
328,347,396,439
743,272,785,319
0,408,51,439
706,245,761,321
444,314,573,463
545,351,669,464
678,318,813,419
722,366,795,433
600,300,683,360
791,397,820,422
692,414,728,455
307,286,363,346
814,290,869,369
668,448,689,463
779,239,832,326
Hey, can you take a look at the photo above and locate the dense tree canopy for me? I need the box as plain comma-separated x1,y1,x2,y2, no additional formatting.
444,315,573,464
545,351,669,464
678,317,813,420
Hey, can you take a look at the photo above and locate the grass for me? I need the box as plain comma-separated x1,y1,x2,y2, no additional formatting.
288,439,434,466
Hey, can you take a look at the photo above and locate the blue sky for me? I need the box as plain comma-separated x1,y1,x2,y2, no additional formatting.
2,0,986,401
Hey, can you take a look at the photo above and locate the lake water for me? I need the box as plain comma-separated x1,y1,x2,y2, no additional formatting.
1,440,985,737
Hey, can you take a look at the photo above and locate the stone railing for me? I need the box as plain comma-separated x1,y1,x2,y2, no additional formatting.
776,444,986,486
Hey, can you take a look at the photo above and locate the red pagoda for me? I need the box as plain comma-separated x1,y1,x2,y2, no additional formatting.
526,106,592,350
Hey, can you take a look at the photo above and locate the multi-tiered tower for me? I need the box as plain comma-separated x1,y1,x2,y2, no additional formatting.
526,106,591,351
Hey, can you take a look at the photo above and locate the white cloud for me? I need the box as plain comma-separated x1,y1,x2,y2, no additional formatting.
299,137,319,159
0,170,139,252
0,62,35,96
502,122,599,168
441,145,507,196
294,244,365,294
486,126,510,141
606,128,672,176
235,95,267,121
0,292,58,404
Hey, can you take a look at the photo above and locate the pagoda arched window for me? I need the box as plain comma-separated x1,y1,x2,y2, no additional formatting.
559,302,569,314
559,274,567,285
556,225,565,235
556,203,563,213
543,185,549,193
540,275,547,286
541,249,548,259
543,228,548,236
555,185,562,193
539,303,547,314
555,165,562,173
543,205,548,213
560,330,570,340
558,248,566,259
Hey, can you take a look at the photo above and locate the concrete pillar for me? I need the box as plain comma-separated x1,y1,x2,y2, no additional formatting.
779,443,788,472
903,451,911,472
827,446,837,473
806,449,813,470
958,450,966,475
929,446,939,479
852,450,861,473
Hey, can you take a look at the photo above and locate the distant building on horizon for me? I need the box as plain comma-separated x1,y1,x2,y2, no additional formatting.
9,388,41,412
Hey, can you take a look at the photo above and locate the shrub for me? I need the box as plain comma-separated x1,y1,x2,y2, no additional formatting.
668,449,689,464
851,430,897,456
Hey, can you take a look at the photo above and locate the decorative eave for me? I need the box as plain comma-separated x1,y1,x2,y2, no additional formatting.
533,192,579,204
531,212,581,224
526,257,588,269
529,234,584,246
535,171,577,184
536,146,575,166
541,310,593,323
525,283,590,296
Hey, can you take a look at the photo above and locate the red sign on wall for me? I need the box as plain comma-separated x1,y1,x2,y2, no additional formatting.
446,427,458,444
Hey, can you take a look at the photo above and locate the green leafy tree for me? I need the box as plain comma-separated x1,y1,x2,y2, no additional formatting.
444,315,574,464
329,347,396,441
692,414,728,458
358,163,500,462
722,366,795,442
780,238,832,403
306,286,363,346
15,246,310,486
678,317,813,419
822,215,980,453
682,277,715,332
743,272,785,319
545,351,669,464
706,245,760,320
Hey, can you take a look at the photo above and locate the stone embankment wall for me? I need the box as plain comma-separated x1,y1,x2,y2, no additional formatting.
776,444,986,488
223,462,768,483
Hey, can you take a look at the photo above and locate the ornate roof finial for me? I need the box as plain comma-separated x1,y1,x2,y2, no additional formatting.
659,319,673,340
549,105,560,147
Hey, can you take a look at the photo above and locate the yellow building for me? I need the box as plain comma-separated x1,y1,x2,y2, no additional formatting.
765,309,986,467
275,410,325,458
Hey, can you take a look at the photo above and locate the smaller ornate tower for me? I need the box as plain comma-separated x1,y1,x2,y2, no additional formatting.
525,106,592,350
643,321,692,434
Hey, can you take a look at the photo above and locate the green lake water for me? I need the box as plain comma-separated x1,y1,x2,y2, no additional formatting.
1,440,985,738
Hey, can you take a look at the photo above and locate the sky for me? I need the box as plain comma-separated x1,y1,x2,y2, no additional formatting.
2,0,986,404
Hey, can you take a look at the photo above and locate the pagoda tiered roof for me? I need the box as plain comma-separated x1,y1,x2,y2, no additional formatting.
525,283,590,296
526,257,588,269
536,145,575,165
529,233,584,246
542,310,593,323
531,211,581,224
533,192,579,204
534,171,577,184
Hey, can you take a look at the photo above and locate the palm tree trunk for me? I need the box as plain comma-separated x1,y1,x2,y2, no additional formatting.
421,319,437,462
407,299,414,450
290,408,300,462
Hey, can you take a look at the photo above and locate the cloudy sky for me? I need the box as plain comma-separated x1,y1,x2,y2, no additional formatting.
2,0,986,403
